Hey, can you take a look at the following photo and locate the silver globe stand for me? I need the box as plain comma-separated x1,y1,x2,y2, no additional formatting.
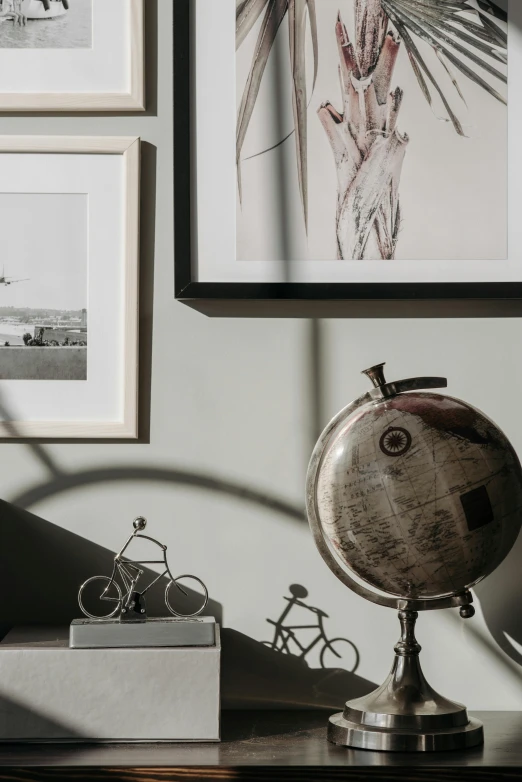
328,609,483,752
305,364,498,753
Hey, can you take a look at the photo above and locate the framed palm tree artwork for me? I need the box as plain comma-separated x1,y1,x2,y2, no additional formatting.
175,0,517,315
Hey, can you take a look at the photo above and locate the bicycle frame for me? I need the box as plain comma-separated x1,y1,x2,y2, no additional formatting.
267,618,328,659
101,550,175,607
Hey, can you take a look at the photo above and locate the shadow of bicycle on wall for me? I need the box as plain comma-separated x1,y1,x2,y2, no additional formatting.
221,582,369,710
262,584,360,673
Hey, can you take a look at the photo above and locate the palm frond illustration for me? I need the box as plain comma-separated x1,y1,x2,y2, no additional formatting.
380,0,507,136
236,0,318,231
236,0,507,258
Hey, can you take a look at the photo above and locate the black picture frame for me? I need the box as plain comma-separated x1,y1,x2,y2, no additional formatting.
174,0,521,318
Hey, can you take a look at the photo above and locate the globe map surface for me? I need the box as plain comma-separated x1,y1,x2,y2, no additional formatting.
316,392,522,600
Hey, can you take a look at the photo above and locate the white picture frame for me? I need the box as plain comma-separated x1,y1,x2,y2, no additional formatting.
0,0,144,112
0,136,140,439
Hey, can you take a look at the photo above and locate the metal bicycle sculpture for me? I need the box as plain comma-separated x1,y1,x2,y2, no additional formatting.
78,517,209,621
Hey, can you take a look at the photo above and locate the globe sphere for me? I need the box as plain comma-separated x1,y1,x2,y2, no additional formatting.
314,391,522,600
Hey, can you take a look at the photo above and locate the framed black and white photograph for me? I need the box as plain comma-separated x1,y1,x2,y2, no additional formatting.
175,0,520,314
0,192,88,380
0,0,144,111
0,136,140,439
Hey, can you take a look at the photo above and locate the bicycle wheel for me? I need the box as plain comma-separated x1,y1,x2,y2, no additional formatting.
165,574,208,617
320,637,360,673
78,576,122,620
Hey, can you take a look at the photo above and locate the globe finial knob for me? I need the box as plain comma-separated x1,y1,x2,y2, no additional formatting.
460,605,475,619
133,516,147,531
362,363,386,388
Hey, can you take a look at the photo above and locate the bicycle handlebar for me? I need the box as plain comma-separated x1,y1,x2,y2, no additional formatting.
133,533,167,550
283,596,328,617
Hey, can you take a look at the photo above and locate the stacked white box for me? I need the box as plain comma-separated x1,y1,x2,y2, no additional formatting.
0,626,220,742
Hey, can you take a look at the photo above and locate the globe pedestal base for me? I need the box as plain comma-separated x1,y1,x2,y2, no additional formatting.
328,610,484,752
328,712,483,752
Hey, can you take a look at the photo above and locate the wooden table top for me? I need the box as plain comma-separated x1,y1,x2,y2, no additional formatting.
0,710,521,781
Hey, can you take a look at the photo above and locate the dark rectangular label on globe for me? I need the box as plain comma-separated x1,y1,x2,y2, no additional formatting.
460,485,494,532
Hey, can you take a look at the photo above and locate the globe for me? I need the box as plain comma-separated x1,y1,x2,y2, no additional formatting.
308,364,522,603
306,363,522,752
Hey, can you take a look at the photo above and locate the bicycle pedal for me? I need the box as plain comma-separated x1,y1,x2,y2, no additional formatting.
120,591,147,623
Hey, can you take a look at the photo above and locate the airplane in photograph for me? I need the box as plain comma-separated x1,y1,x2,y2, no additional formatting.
0,266,29,286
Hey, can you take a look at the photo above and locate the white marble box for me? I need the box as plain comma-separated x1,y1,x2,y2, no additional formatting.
0,626,221,742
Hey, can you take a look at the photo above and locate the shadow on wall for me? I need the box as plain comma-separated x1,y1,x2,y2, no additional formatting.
0,355,521,696
222,628,375,710
1,321,521,704
475,533,522,667
0,501,223,628
263,584,360,673
7,449,520,677
0,368,376,710
222,583,373,710
0,501,376,710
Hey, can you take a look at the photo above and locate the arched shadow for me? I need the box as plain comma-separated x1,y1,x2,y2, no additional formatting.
0,380,375,707
2,376,521,679
0,376,303,523
10,466,305,525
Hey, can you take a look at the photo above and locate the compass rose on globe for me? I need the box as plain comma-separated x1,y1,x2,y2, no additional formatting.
379,426,412,457
306,363,522,752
